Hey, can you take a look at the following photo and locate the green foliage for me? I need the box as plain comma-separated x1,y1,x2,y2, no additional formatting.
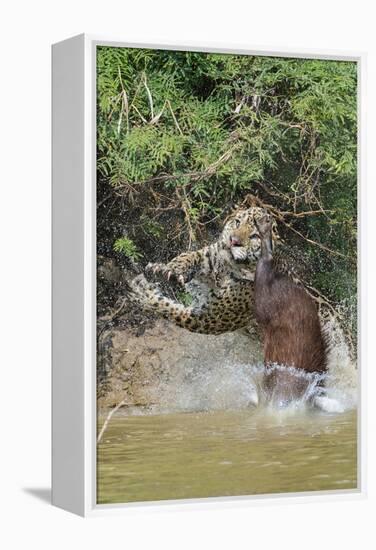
176,290,194,306
140,215,164,238
113,237,142,260
97,46,357,311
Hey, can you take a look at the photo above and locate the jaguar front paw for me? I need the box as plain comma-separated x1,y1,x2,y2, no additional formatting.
145,262,186,286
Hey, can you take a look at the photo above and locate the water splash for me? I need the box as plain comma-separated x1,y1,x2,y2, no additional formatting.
133,313,357,416
321,313,358,410
150,360,355,415
154,362,265,413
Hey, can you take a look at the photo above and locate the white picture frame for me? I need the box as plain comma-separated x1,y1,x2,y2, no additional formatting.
52,34,366,517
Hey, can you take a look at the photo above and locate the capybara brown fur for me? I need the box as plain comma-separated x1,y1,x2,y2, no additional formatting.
254,214,328,406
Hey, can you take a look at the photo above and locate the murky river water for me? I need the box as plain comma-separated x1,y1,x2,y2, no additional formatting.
97,407,357,504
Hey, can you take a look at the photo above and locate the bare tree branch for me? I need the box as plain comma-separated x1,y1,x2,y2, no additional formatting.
243,194,348,260
97,399,128,444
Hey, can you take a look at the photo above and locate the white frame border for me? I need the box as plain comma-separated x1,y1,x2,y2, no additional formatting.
52,33,366,517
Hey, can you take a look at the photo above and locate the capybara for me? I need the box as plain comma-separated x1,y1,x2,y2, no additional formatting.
254,214,328,407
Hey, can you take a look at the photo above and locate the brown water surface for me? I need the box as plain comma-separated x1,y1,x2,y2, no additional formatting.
97,408,357,504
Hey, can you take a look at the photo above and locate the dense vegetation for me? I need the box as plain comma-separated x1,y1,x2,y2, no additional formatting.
97,46,357,333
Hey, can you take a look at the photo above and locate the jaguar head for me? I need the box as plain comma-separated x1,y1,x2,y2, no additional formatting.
222,207,279,263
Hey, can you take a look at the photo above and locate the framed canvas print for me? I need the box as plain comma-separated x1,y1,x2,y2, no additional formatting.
52,34,366,516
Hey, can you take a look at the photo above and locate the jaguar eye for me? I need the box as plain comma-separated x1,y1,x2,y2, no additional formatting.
250,234,259,239
235,219,241,228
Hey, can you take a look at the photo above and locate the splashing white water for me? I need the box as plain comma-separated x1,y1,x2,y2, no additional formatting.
321,314,358,410
140,312,358,416
150,360,356,415
155,362,265,413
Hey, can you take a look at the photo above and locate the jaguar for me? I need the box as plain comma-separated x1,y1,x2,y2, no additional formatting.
127,206,281,334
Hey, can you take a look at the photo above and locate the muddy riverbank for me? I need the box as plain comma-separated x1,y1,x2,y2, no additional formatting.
97,319,263,413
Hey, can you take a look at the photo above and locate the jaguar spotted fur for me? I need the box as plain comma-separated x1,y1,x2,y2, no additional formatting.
127,207,281,334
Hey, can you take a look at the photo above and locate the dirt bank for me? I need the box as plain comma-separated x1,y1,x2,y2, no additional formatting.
97,319,263,414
